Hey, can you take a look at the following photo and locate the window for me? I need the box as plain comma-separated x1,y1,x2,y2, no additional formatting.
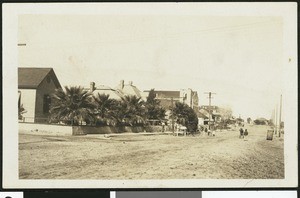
43,94,51,114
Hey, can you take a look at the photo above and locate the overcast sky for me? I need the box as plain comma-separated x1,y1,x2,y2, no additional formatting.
18,15,284,119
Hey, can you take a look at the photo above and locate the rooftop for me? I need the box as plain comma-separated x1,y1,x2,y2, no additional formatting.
144,90,180,99
18,67,61,89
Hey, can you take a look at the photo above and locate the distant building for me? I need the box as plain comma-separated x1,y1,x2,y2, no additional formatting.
88,80,144,100
115,80,143,99
196,111,209,125
143,89,199,111
143,90,181,109
200,105,219,112
18,67,62,123
180,88,199,111
143,89,199,126
199,105,222,125
89,82,123,100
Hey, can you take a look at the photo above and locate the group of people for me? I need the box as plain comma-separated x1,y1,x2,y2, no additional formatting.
239,128,248,139
204,127,216,136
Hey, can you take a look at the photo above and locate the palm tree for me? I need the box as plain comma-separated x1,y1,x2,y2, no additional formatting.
18,104,26,120
93,93,118,126
50,86,95,125
117,95,146,126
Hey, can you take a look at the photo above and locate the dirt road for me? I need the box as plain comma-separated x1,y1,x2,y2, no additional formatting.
19,124,284,179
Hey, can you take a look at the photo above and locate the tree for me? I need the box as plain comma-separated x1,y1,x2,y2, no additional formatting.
217,106,233,129
18,104,26,120
172,102,198,132
116,95,146,126
218,106,233,120
145,89,166,121
50,86,95,125
93,93,119,126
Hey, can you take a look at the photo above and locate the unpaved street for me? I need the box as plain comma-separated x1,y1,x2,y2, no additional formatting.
19,125,284,179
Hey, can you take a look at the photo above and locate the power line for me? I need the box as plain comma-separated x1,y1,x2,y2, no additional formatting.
279,94,282,138
19,19,281,51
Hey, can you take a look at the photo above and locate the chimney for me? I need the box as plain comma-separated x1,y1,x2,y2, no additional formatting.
120,80,124,89
128,81,133,86
90,82,95,92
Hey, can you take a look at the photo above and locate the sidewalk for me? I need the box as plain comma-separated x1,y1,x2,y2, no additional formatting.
83,131,168,140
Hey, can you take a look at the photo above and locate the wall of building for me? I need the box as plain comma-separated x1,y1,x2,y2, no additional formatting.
180,89,199,110
192,92,199,110
198,118,205,125
72,125,149,135
19,123,169,136
19,89,36,123
35,74,60,123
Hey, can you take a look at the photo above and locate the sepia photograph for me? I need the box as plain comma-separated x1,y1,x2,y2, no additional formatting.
2,3,297,188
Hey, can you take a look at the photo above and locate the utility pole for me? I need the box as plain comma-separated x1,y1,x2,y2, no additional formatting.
204,92,216,130
279,94,282,137
275,105,278,135
171,97,174,133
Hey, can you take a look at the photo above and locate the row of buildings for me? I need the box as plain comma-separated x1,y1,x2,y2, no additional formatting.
18,67,220,126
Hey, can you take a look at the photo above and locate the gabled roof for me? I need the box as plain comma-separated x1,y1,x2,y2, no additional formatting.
18,67,61,89
85,84,124,100
199,108,210,117
94,86,123,100
121,84,142,98
196,111,208,119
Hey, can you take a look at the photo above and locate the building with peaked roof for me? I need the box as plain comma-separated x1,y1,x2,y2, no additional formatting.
116,80,143,98
196,111,209,125
88,82,123,100
87,80,144,101
199,105,224,125
18,67,62,123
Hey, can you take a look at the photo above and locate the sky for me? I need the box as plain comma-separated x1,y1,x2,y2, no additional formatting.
18,15,284,119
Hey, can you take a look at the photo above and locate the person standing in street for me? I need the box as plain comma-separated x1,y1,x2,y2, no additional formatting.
239,128,244,138
162,122,165,132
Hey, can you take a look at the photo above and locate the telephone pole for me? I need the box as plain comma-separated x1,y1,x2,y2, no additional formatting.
275,104,278,135
279,94,282,137
171,97,174,133
204,92,216,130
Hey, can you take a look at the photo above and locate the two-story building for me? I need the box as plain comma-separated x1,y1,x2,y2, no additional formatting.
143,88,199,111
